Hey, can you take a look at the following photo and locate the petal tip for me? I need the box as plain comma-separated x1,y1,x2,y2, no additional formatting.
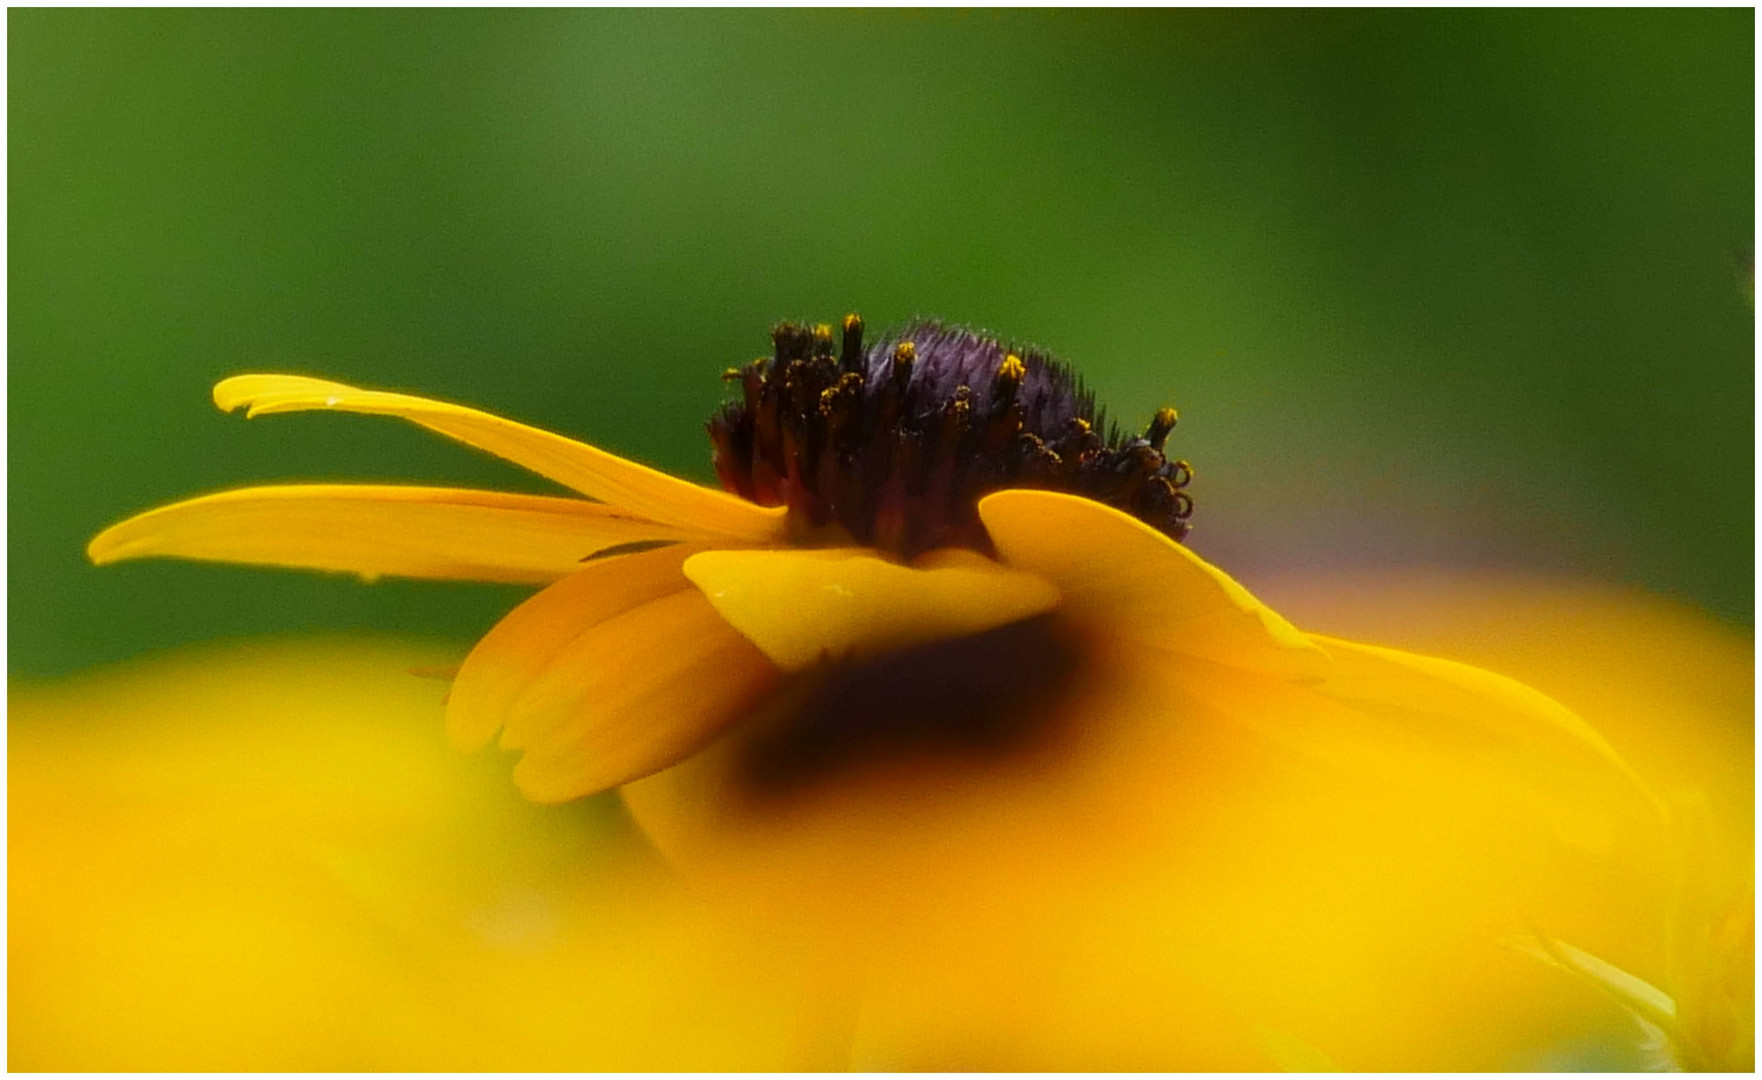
85,530,116,566
211,375,258,413
442,709,498,755
510,757,602,805
212,373,349,416
86,517,142,566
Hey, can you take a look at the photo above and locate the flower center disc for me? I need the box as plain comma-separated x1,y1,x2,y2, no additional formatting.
709,315,1193,559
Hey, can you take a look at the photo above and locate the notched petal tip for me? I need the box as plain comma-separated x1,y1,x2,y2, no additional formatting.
212,373,356,416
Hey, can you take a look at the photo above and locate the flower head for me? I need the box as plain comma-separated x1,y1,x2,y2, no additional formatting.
86,314,1687,1066
88,315,1639,805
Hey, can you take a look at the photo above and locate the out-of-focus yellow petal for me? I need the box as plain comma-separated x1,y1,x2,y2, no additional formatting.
446,544,702,750
1247,568,1753,845
212,374,788,542
503,589,779,802
1255,569,1755,1067
1155,650,1656,861
680,546,1061,671
620,632,1636,1070
10,637,812,1070
86,484,690,585
1311,634,1656,812
622,573,1750,1070
977,489,1327,680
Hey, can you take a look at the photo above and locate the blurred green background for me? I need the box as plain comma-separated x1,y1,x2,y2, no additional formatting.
10,9,1753,677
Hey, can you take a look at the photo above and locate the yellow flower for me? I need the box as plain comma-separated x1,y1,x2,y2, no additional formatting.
87,319,1643,807
85,316,1689,1067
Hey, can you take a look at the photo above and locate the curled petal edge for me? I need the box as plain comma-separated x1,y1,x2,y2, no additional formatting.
212,374,788,543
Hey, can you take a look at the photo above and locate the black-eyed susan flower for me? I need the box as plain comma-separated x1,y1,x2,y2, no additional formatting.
87,316,1639,805
87,316,1694,1067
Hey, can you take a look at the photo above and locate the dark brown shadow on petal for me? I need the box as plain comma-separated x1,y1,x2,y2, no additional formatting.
733,614,1085,801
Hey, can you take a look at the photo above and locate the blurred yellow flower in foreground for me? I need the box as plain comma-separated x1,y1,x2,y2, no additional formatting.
10,638,814,1071
12,585,1749,1069
67,319,1749,1068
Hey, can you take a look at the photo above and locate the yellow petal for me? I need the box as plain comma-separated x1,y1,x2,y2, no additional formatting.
212,374,788,542
1309,634,1660,813
445,544,701,750
1247,568,1750,856
977,489,1327,680
621,573,1749,1069
504,589,779,802
1143,638,1659,851
87,484,691,585
680,546,1062,671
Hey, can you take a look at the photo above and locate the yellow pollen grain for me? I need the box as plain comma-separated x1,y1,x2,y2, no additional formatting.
842,313,862,333
812,324,834,345
999,354,1026,382
1155,406,1178,427
895,342,916,363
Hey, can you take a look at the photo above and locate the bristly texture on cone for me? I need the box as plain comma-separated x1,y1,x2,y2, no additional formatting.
709,316,1193,559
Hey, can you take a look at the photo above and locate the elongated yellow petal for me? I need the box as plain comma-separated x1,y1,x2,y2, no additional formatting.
1309,634,1659,812
445,544,702,750
87,484,688,585
504,588,779,802
1153,640,1659,842
680,546,1061,671
211,374,788,542
977,489,1327,680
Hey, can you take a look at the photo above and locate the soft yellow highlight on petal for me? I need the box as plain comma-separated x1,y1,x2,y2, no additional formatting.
505,589,778,802
977,489,1326,679
87,484,689,585
446,544,703,750
680,546,1061,671
212,374,788,542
